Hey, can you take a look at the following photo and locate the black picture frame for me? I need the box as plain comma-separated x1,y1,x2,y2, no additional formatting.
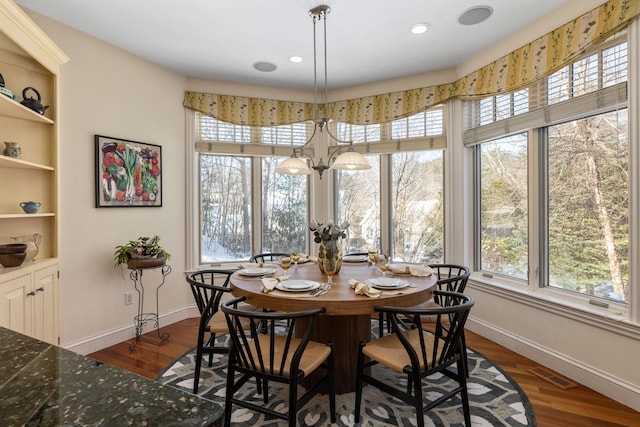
94,135,163,208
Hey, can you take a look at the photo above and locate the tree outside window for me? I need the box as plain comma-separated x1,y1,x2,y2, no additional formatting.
479,134,528,279
548,110,629,302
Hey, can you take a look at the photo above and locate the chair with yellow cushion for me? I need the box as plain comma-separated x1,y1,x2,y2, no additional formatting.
355,290,474,427
221,296,336,427
186,269,244,394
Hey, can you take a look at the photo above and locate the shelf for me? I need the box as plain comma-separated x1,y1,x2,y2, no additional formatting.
0,257,58,279
0,213,55,219
0,155,53,171
0,94,53,124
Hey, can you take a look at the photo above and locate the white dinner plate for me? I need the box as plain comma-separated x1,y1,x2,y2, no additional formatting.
343,255,368,263
238,267,276,277
364,277,411,289
275,280,321,292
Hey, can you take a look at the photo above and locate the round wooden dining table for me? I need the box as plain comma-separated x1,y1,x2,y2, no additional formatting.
230,260,437,394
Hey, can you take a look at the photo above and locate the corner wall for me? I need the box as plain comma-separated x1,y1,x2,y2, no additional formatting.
24,11,193,352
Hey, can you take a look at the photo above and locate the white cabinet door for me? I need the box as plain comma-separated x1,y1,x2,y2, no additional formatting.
0,274,31,336
33,264,59,344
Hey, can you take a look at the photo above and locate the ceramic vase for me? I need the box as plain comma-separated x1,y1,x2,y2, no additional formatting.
3,141,21,158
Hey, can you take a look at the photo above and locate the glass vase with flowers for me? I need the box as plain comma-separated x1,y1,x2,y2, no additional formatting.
309,220,349,275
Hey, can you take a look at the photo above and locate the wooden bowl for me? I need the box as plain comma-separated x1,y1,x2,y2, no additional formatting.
0,243,27,254
0,251,26,267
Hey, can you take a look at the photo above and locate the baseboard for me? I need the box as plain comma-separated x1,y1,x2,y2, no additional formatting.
466,317,640,412
63,306,199,355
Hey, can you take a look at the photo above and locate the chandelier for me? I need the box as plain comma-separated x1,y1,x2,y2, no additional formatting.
275,5,371,179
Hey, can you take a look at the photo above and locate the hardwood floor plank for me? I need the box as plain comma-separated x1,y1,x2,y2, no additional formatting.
88,319,640,426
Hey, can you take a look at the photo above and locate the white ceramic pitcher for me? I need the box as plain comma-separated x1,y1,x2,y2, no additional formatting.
11,233,42,261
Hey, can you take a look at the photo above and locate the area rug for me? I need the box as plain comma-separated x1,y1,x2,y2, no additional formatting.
157,327,536,426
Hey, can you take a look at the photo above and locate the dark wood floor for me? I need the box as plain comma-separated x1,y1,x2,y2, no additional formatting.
89,317,640,427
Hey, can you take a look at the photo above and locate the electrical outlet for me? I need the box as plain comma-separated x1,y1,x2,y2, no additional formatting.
125,291,134,305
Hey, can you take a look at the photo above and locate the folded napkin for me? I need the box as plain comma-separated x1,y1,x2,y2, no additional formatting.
349,279,381,298
261,275,289,292
389,263,434,277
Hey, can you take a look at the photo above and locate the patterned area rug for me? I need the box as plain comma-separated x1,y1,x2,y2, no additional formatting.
157,326,536,426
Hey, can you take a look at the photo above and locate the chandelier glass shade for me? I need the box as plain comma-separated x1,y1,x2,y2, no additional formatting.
275,152,312,175
276,5,371,179
331,147,371,170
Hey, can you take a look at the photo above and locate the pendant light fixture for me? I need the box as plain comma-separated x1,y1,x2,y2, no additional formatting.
275,5,371,179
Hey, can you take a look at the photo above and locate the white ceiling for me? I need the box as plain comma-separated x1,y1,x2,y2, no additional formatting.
15,0,571,91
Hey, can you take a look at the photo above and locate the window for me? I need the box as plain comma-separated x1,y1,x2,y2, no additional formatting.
547,40,627,105
335,109,445,261
199,114,251,142
547,110,629,302
196,115,309,263
392,108,444,138
478,134,528,279
195,106,445,266
469,38,629,306
336,156,380,253
335,122,380,142
391,151,444,263
261,157,308,253
476,89,529,127
200,154,252,262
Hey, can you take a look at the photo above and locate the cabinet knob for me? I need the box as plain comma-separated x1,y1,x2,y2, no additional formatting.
27,291,36,296
37,287,45,292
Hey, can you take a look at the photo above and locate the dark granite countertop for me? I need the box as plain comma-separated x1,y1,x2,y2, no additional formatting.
0,327,222,426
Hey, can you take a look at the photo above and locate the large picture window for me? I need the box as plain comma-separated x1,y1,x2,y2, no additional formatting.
479,134,528,279
336,155,380,253
335,109,445,261
391,151,444,263
200,155,252,262
547,111,628,302
196,117,309,263
469,38,630,306
261,157,308,254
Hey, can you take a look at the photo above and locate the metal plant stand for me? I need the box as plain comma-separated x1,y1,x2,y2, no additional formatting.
128,264,171,351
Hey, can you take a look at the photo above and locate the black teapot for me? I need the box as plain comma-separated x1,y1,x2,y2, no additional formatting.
20,87,49,115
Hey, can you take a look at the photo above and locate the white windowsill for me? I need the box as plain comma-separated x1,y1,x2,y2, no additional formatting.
468,272,640,340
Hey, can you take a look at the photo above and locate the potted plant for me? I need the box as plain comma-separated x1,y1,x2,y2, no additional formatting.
114,235,171,269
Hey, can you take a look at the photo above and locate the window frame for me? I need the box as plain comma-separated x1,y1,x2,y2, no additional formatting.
466,38,633,320
332,109,446,261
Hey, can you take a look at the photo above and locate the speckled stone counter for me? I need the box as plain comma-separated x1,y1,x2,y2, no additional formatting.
0,327,222,426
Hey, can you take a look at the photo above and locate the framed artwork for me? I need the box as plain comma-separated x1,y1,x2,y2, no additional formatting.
95,135,163,208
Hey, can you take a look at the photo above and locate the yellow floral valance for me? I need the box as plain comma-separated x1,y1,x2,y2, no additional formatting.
184,0,640,126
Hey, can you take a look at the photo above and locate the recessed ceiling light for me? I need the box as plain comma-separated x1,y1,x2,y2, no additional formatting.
253,61,277,72
289,56,303,63
410,22,430,35
458,5,493,26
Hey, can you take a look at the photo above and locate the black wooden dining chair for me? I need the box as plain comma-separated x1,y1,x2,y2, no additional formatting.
249,253,290,263
378,264,471,371
427,264,471,374
221,296,336,427
186,269,243,394
355,291,474,427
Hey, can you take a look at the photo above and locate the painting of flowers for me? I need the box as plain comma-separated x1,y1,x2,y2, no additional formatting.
95,135,163,207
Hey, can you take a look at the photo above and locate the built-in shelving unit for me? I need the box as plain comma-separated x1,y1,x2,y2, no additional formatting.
0,0,68,345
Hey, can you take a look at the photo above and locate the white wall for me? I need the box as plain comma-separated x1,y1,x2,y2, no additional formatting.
24,11,193,352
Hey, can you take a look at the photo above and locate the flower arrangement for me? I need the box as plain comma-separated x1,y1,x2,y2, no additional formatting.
114,235,171,267
309,220,349,243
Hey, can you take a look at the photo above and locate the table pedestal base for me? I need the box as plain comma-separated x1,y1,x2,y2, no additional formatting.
298,313,371,395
